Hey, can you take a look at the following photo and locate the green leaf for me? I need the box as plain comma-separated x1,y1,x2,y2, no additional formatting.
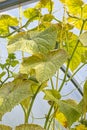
0,75,39,119
15,124,45,130
79,31,87,46
41,14,54,22
10,60,19,67
43,89,61,102
58,100,81,127
0,14,18,36
0,72,6,79
8,53,16,59
5,53,19,67
7,26,57,54
20,49,68,83
0,63,6,70
24,8,41,20
6,59,19,67
0,125,12,130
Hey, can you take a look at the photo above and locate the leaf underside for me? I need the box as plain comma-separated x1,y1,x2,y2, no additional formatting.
20,49,68,83
7,26,57,54
15,124,45,130
0,76,39,120
0,125,12,130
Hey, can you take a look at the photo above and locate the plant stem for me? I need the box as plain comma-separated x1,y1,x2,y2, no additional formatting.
59,20,85,92
20,104,27,124
56,71,59,90
49,0,52,14
44,102,54,129
62,88,76,97
0,66,11,87
46,106,58,130
47,115,53,130
59,60,70,92
50,78,54,89
53,17,61,23
19,4,22,28
24,85,42,123
68,13,81,20
65,62,87,82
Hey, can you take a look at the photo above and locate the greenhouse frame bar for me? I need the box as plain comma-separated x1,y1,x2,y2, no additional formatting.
0,0,39,12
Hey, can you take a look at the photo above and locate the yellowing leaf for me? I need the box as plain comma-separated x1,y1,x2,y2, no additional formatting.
67,4,87,30
55,23,73,44
68,17,87,30
7,26,57,54
0,15,18,35
82,4,87,20
63,32,87,71
20,49,68,83
43,89,61,102
15,124,45,130
24,8,41,20
41,14,54,22
69,45,86,71
79,31,87,46
0,125,12,130
38,22,52,30
58,100,81,127
76,124,87,130
60,0,84,16
35,0,54,13
55,111,68,128
0,97,3,106
0,75,39,120
83,81,87,114
21,97,31,112
81,50,87,63
56,24,87,71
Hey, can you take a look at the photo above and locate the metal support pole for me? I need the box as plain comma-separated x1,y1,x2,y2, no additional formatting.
0,0,39,12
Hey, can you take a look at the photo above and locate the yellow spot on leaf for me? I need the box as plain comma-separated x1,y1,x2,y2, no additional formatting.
55,111,68,128
76,124,87,130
